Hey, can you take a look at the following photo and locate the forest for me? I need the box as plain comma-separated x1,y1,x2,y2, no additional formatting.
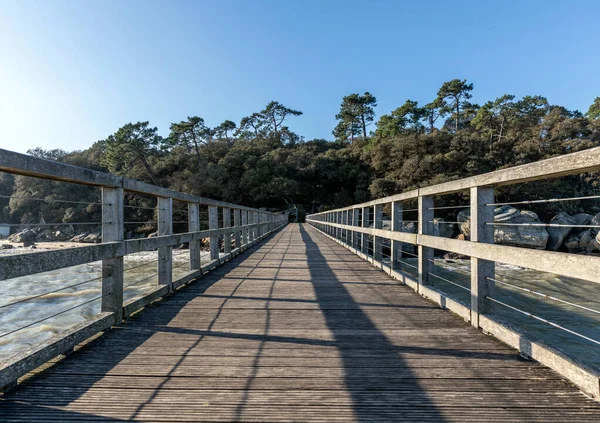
1,79,600,226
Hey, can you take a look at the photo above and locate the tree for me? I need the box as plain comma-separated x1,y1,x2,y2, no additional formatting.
423,99,443,132
471,94,515,150
214,120,237,139
27,147,68,161
333,92,377,142
168,116,210,166
238,113,266,138
101,121,161,184
436,79,474,131
586,97,600,120
260,101,303,140
375,100,424,138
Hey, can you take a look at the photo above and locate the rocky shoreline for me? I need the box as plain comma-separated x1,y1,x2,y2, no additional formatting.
381,205,600,255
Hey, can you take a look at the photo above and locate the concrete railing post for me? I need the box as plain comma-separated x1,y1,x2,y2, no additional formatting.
101,187,124,323
158,196,173,293
188,202,200,270
470,186,496,328
209,205,219,261
418,195,434,293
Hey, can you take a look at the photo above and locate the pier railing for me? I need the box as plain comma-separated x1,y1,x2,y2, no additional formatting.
0,148,287,390
307,146,600,398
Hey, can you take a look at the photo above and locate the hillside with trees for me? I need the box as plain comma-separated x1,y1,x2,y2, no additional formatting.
1,80,599,226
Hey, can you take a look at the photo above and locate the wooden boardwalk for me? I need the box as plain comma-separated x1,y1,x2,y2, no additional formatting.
1,224,599,422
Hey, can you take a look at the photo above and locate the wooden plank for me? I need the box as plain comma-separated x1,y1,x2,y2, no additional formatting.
157,197,173,293
0,243,123,281
101,187,124,323
1,224,599,423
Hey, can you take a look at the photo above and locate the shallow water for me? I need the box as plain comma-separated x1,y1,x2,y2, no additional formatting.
397,256,600,371
0,249,215,359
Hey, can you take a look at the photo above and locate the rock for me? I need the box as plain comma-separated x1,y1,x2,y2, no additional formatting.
29,245,37,249
52,230,70,241
457,234,466,241
70,232,90,243
401,222,417,233
83,232,102,243
458,205,549,249
546,212,576,251
148,231,158,238
432,218,455,238
8,229,37,243
0,244,14,249
23,240,36,247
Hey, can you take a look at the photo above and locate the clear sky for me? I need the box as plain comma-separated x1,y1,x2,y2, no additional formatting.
1,0,599,153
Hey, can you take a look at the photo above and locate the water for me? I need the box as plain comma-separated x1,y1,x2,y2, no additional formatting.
398,257,600,371
1,247,599,374
0,248,215,359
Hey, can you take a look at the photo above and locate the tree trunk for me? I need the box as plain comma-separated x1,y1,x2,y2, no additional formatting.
140,156,158,185
361,115,367,139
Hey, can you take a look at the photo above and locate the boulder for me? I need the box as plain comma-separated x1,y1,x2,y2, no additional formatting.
83,232,102,243
546,212,576,251
458,205,549,249
52,230,70,241
432,218,455,238
70,232,90,243
8,229,37,243
0,244,14,250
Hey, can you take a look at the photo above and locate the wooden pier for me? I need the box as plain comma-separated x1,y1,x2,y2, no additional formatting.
2,224,599,422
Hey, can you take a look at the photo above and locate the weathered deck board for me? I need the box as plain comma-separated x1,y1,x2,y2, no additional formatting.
1,223,599,422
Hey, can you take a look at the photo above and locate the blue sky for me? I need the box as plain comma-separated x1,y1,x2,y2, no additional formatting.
1,0,599,153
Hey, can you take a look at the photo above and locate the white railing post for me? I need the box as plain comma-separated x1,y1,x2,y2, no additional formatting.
234,209,241,249
391,201,403,271
374,204,383,262
101,187,124,323
242,210,249,245
418,195,434,293
158,197,173,293
188,202,200,270
361,207,369,254
352,208,359,250
223,207,231,255
209,205,219,261
470,186,496,328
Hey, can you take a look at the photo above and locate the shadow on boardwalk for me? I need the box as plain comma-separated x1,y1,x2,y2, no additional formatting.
298,224,446,422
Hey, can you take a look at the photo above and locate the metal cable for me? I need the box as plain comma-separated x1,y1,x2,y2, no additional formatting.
428,205,469,210
0,293,107,339
0,275,103,310
5,222,101,227
488,195,600,207
124,272,159,288
486,296,600,346
489,222,600,228
487,276,600,316
428,259,471,275
0,195,102,206
124,258,160,272
429,272,470,292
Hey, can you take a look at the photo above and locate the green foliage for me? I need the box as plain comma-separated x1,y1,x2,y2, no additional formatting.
4,85,599,226
333,92,377,142
101,121,162,184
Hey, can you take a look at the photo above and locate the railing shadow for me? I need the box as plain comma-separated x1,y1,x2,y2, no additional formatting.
0,230,283,422
298,224,447,422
